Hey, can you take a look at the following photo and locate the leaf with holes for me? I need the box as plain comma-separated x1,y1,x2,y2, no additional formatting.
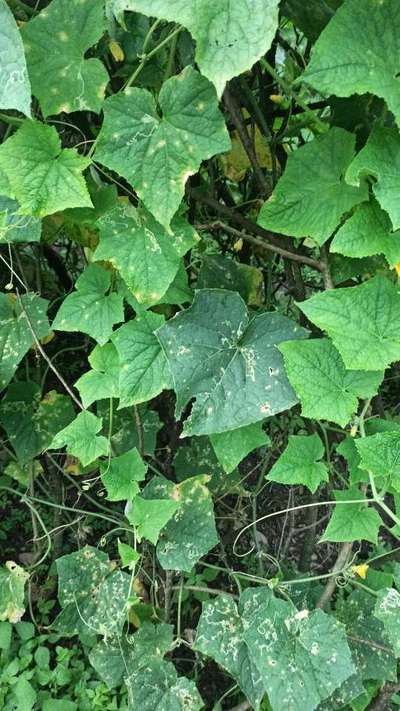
0,383,75,464
298,276,400,371
194,596,264,708
96,203,197,306
0,121,92,217
279,338,384,427
75,343,120,408
21,0,108,117
267,434,329,494
100,448,147,502
210,422,270,474
49,411,109,466
52,264,124,345
374,588,400,657
125,657,203,711
0,292,50,391
331,200,400,268
301,0,400,129
112,0,280,97
258,128,367,245
0,0,31,116
142,474,219,571
112,311,172,408
0,562,29,624
94,66,230,230
320,488,383,544
156,289,308,436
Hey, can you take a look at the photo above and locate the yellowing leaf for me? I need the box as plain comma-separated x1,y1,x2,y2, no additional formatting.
221,123,274,182
109,39,124,61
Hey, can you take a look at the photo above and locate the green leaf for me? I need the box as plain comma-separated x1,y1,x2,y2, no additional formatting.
298,276,400,371
279,338,384,427
301,0,400,129
331,200,400,268
75,343,120,409
126,496,180,546
0,0,31,116
98,401,161,456
267,434,329,494
0,561,29,623
240,587,355,711
337,438,368,486
355,432,400,491
282,0,334,42
0,292,50,391
157,289,308,436
49,411,109,466
21,0,108,117
162,262,192,306
56,546,109,608
125,657,203,711
100,447,147,502
113,0,280,97
258,128,367,245
320,488,382,544
118,540,140,569
210,422,270,474
194,596,264,708
13,677,36,711
336,590,397,681
197,255,264,306
0,120,92,217
173,436,243,494
346,126,400,231
112,311,172,408
374,588,400,656
0,196,41,244
142,475,219,571
0,384,75,464
96,204,197,306
52,264,124,345
94,66,230,230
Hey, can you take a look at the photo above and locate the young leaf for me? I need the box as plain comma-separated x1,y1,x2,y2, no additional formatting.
0,384,75,464
258,128,367,245
52,264,124,345
142,475,219,571
21,0,108,116
320,488,382,544
356,432,400,491
100,448,147,502
126,496,180,546
301,0,400,129
210,422,270,474
112,311,172,408
113,0,279,97
298,276,400,371
0,562,29,624
0,292,50,391
0,121,92,217
96,204,197,306
240,587,355,711
94,66,230,230
0,196,41,244
75,343,120,409
194,596,264,708
0,0,31,117
346,126,400,230
331,200,400,267
267,434,329,494
125,657,203,711
279,338,384,427
118,540,140,569
157,289,308,436
49,411,109,466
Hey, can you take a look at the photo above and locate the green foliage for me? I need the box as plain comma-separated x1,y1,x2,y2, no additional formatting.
2,2,400,708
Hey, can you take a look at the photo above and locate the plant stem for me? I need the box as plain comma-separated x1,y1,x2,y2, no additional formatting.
124,26,182,90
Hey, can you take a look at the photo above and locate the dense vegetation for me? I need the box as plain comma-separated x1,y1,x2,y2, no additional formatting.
1,0,400,709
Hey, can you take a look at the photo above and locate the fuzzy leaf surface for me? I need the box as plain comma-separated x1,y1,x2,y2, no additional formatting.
321,488,382,544
49,411,109,466
0,0,31,116
100,448,147,502
75,343,120,408
331,200,400,267
210,422,270,473
267,434,329,494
